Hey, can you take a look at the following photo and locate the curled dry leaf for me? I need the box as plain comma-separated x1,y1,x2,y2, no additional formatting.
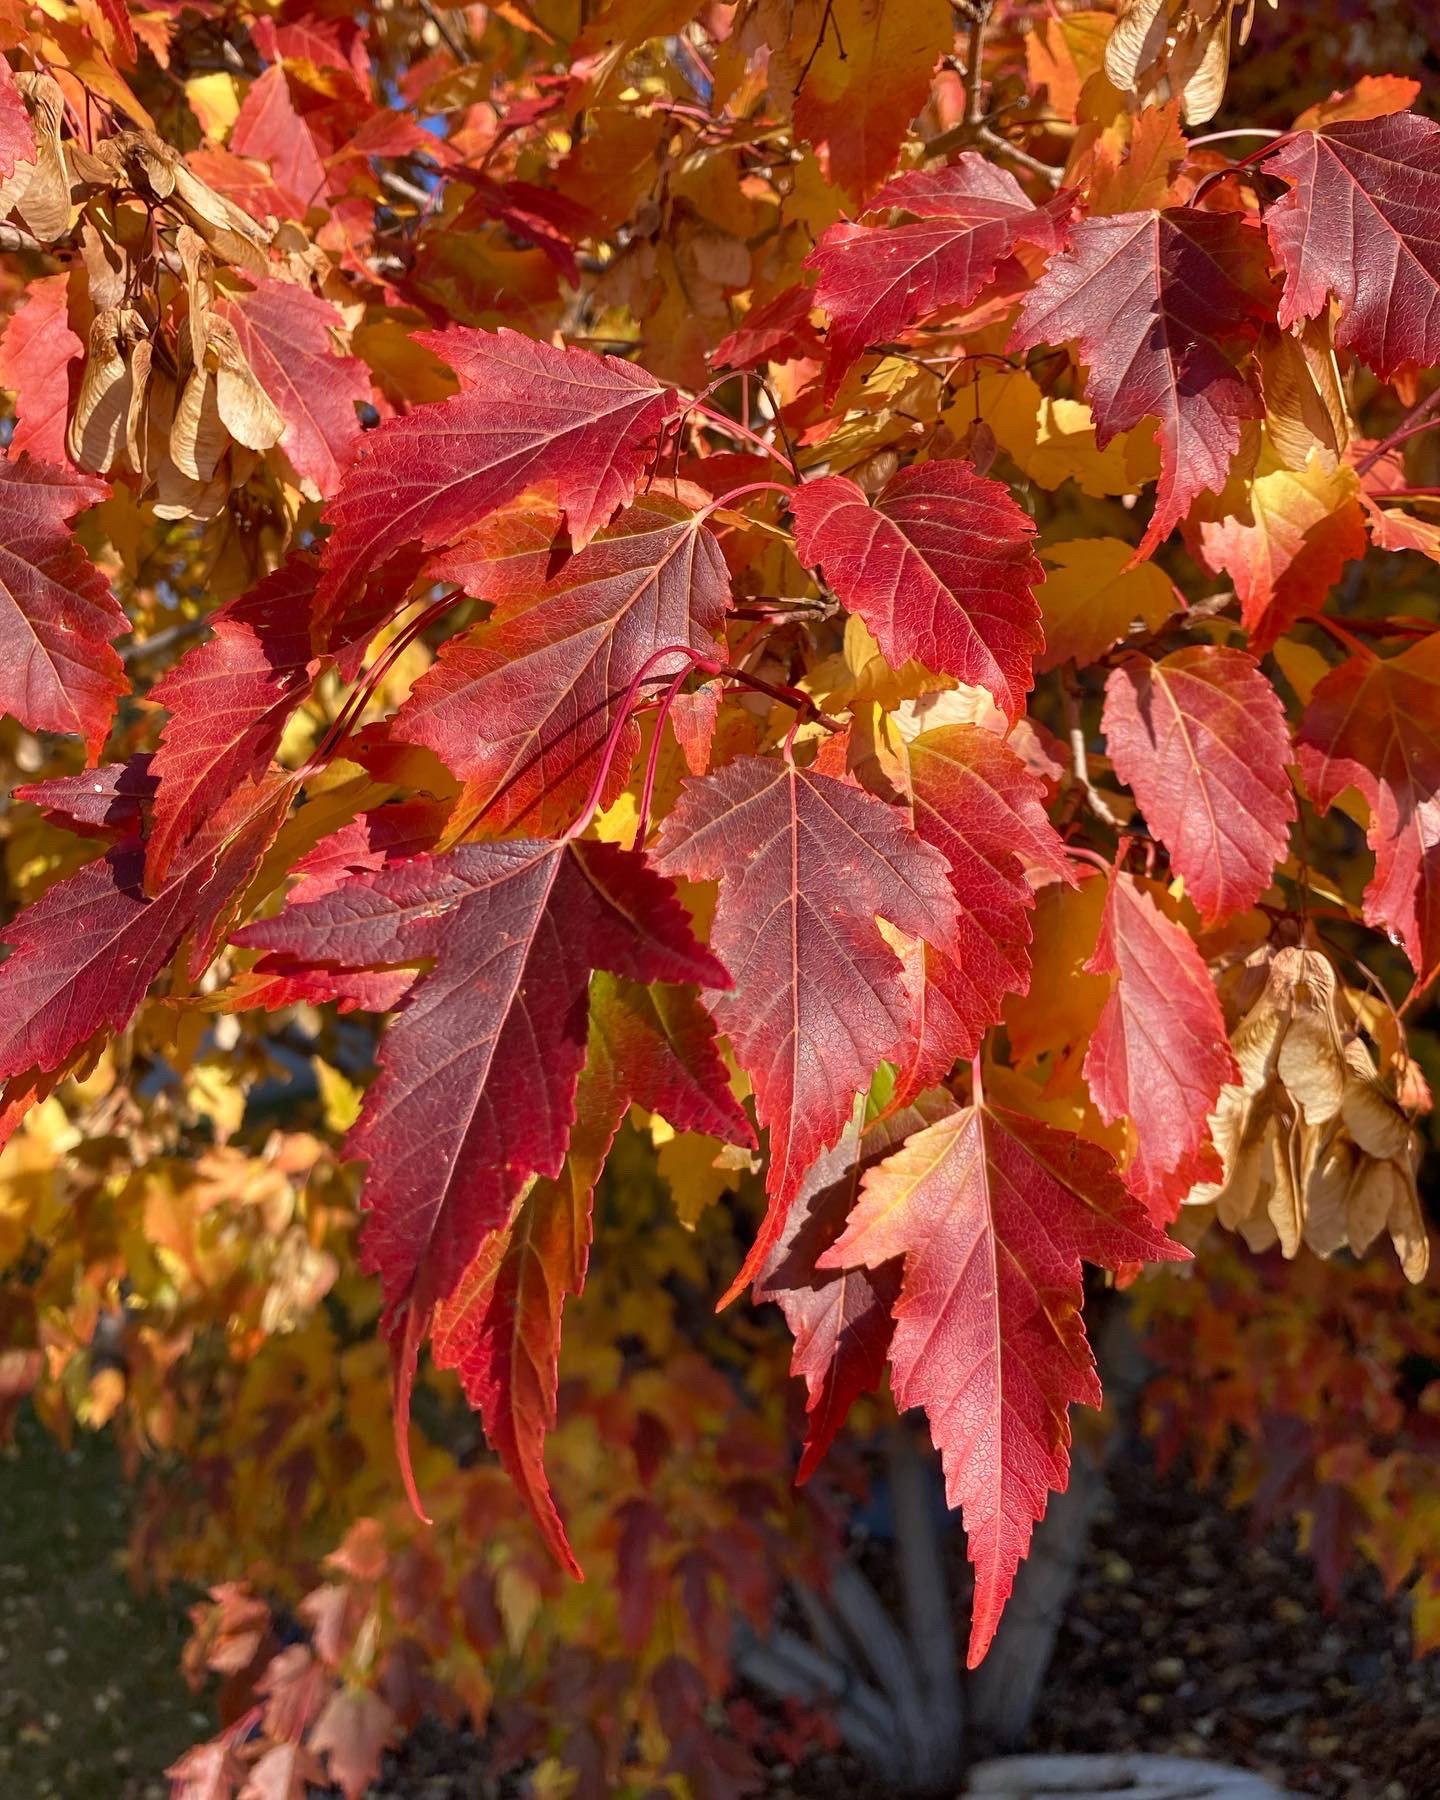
1256,318,1349,473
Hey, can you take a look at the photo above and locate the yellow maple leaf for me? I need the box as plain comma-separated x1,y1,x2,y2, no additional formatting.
953,369,1160,498
1003,875,1110,1092
1037,537,1178,670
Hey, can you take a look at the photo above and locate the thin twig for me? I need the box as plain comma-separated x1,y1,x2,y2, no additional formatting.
793,0,844,97
715,661,843,731
419,0,471,63
121,615,209,665
1355,387,1440,475
1186,126,1283,148
0,220,63,255
977,124,1061,184
1061,668,1125,829
964,0,992,124
378,168,436,210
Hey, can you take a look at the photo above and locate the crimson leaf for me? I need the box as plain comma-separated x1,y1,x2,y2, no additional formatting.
1103,646,1296,923
1010,209,1274,557
821,1102,1186,1666
145,557,321,887
897,721,1071,1098
1297,636,1440,992
809,155,1069,390
755,1091,948,1481
317,329,676,621
432,971,751,1571
1261,113,1440,377
392,494,730,837
789,458,1043,721
234,837,728,1342
0,452,126,758
0,776,293,1143
1083,871,1239,1216
651,755,962,1298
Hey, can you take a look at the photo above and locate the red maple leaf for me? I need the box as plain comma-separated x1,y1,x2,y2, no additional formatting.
1083,872,1239,1216
310,1687,397,1800
0,56,34,182
230,65,331,215
146,557,321,887
1189,462,1367,652
0,273,81,465
789,458,1043,721
1010,209,1275,556
234,835,729,1504
898,722,1071,1098
432,972,750,1569
316,329,677,620
755,1092,949,1480
651,755,962,1298
0,452,126,758
1103,646,1296,922
712,284,824,372
821,1101,1186,1666
392,493,730,836
219,279,370,499
809,154,1069,389
16,755,155,839
0,776,294,1144
240,1741,329,1800
167,1734,247,1800
1298,635,1440,992
1261,114,1440,377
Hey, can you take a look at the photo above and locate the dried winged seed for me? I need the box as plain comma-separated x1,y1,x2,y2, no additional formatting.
1265,1108,1325,1259
1236,1172,1281,1254
1186,1081,1246,1208
1104,0,1238,126
1104,0,1170,92
1212,1119,1273,1229
124,338,154,479
1257,319,1348,473
0,74,70,242
1276,1003,1347,1125
67,308,141,474
1304,1140,1359,1261
134,355,179,488
1345,1150,1399,1260
1340,1040,1413,1161
1178,8,1233,125
1385,1160,1429,1283
205,320,284,451
113,127,178,201
170,162,271,276
170,352,229,484
170,162,267,245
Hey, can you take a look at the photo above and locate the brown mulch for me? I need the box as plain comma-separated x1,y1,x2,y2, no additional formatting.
1027,1446,1440,1800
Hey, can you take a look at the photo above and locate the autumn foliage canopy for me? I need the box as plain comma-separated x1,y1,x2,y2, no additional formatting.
1,0,1439,1792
